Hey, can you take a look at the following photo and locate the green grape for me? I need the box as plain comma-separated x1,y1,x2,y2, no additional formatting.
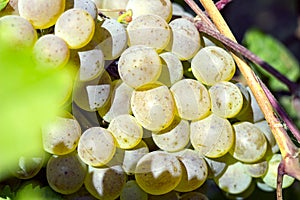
244,160,268,178
262,154,295,189
108,114,143,149
122,140,149,175
46,152,87,195
214,160,252,194
170,79,211,121
74,0,98,20
127,14,171,52
33,34,70,69
126,0,172,22
84,165,127,200
166,18,201,60
173,149,208,192
102,80,134,122
86,84,111,111
152,117,190,152
180,192,209,200
77,127,116,167
101,0,129,19
118,45,162,89
230,122,267,163
191,46,236,86
42,113,81,155
157,52,183,87
55,8,95,49
18,0,65,29
190,113,234,158
255,120,279,153
94,18,128,60
135,151,182,195
78,49,105,81
0,15,37,49
120,180,148,200
10,153,45,179
131,84,175,132
209,81,243,118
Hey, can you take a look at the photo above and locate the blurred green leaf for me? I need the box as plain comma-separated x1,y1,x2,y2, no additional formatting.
0,0,9,11
15,184,63,200
243,29,300,91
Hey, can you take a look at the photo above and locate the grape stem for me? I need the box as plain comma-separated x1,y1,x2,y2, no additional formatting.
184,0,300,199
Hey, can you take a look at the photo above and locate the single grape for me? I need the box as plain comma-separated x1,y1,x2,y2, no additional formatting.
120,180,148,200
190,113,234,158
191,46,236,86
247,86,265,122
166,18,201,60
108,114,143,149
152,117,190,152
209,81,243,118
78,49,105,81
46,152,87,195
255,120,279,154
244,160,268,178
42,113,82,155
0,15,37,49
214,160,252,194
126,0,172,22
33,34,70,69
135,151,182,195
77,127,116,167
262,154,295,189
230,122,267,163
256,179,275,192
170,79,211,121
86,84,111,111
101,0,129,19
173,149,208,192
74,0,98,20
18,0,65,29
84,165,126,200
55,8,95,49
131,84,175,131
118,45,162,89
157,52,183,87
102,80,134,122
204,154,233,178
127,14,171,52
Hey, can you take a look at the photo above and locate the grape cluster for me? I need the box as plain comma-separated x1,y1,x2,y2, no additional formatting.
0,0,296,199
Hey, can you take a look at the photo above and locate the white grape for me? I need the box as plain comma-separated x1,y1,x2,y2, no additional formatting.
191,46,236,86
86,84,111,111
100,0,129,19
74,0,98,20
170,79,211,120
255,120,279,153
244,160,268,178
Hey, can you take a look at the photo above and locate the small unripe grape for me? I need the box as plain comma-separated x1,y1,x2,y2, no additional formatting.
135,151,182,195
191,46,236,86
18,0,65,29
55,8,95,49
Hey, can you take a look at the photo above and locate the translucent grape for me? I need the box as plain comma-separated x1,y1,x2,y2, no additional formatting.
33,34,70,69
173,149,208,192
230,122,267,163
170,79,211,121
126,0,172,22
0,15,37,49
157,52,183,87
152,117,190,152
204,155,230,178
120,180,148,200
247,86,265,122
84,165,126,200
108,114,143,149
118,45,162,89
166,18,201,60
42,114,81,155
209,81,243,118
78,49,105,81
55,8,95,49
190,113,234,158
191,46,236,86
86,84,111,111
127,14,171,52
18,0,65,29
131,84,175,131
11,154,44,179
102,80,134,122
135,151,182,195
262,154,295,189
244,160,268,178
74,0,98,20
101,0,129,19
214,161,252,194
46,152,87,195
255,120,279,153
77,127,116,167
